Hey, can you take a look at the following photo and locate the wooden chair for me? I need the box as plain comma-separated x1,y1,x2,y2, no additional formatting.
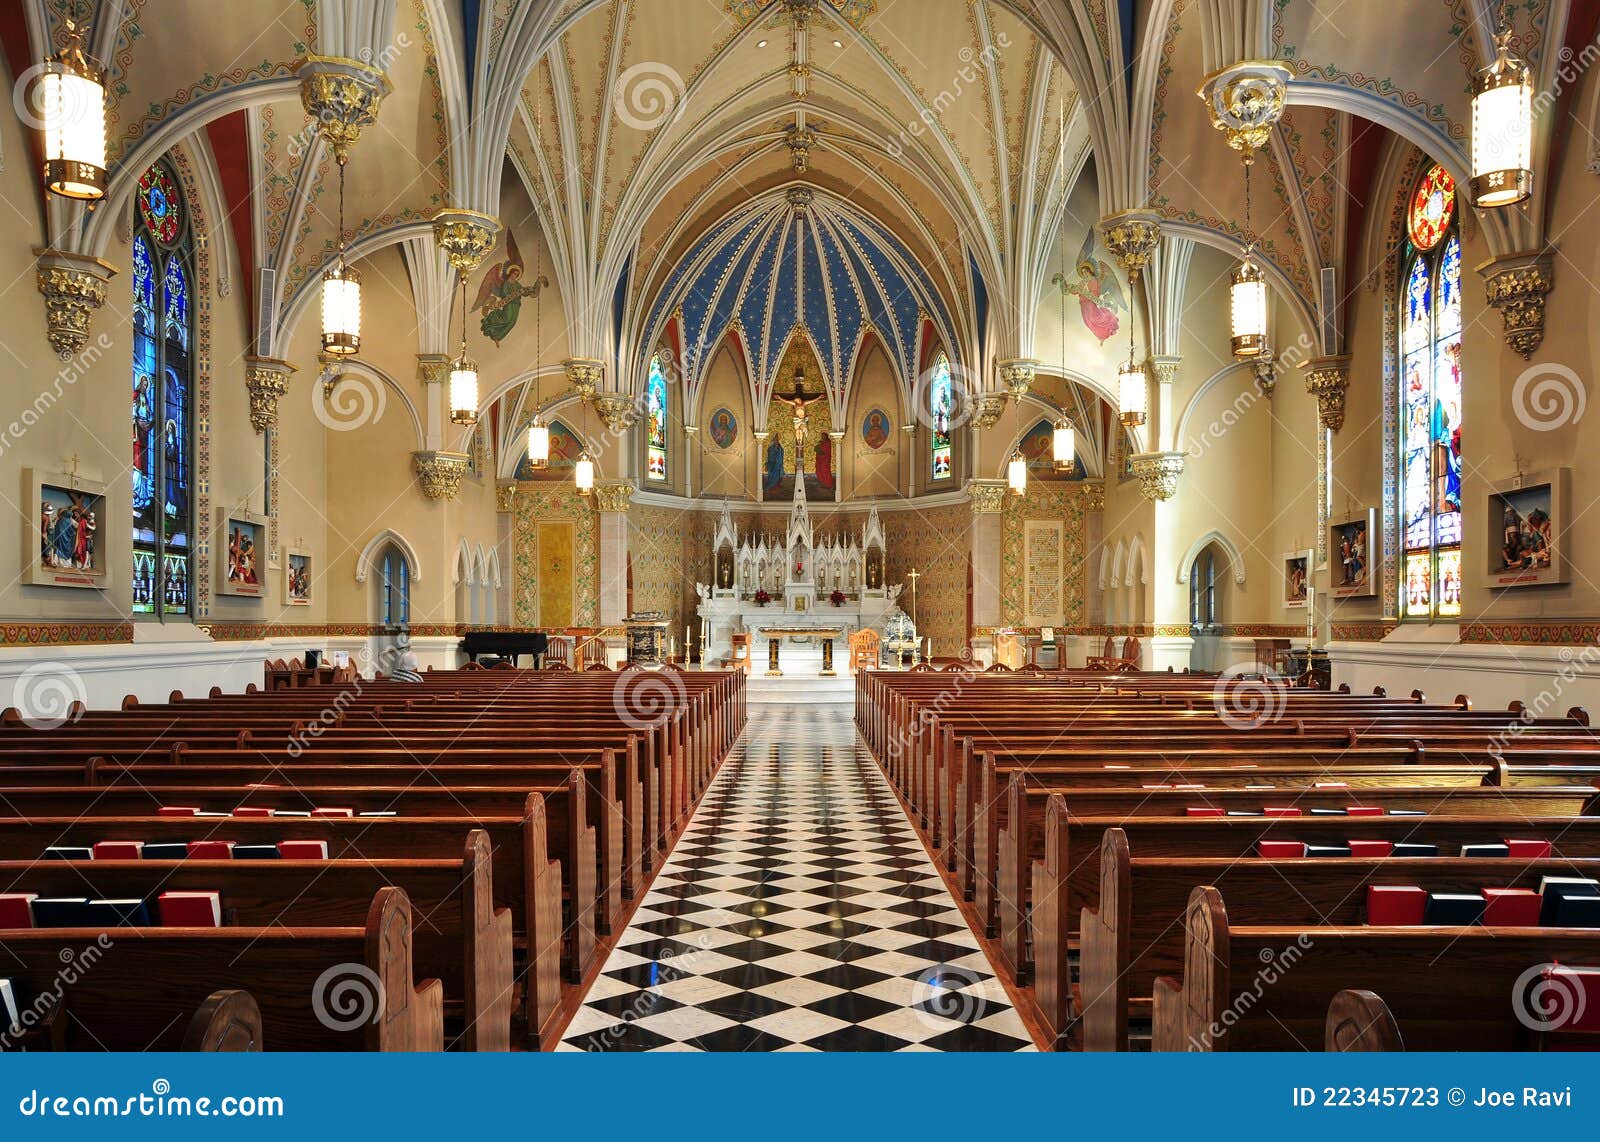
848,629,880,674
728,632,753,673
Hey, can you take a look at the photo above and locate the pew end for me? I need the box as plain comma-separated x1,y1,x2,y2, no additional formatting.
364,886,446,1052
183,990,264,1052
1325,989,1403,1052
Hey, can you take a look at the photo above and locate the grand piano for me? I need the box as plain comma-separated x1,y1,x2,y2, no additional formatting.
458,629,550,667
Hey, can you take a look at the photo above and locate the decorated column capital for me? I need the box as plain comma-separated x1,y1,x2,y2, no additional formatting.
997,358,1039,399
1479,249,1554,360
1149,355,1182,387
965,478,1008,514
1304,354,1352,433
297,55,391,162
495,480,518,513
34,248,116,360
413,450,471,501
1196,60,1293,157
417,353,451,386
593,392,638,433
431,208,502,275
1098,209,1162,280
563,357,606,400
1129,451,1187,502
970,393,1006,429
594,481,635,513
245,356,296,433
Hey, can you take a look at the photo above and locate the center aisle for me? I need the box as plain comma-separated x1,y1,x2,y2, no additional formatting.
559,702,1037,1051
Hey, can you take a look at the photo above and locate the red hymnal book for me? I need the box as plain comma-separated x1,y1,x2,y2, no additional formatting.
1481,888,1542,926
1185,807,1225,817
277,840,329,860
91,841,143,860
232,807,273,818
312,808,354,818
1348,840,1394,858
157,891,222,927
1346,806,1385,817
1262,807,1302,818
186,841,235,859
0,894,37,928
1366,885,1427,925
158,807,199,818
1505,839,1553,859
1544,967,1600,1033
1257,841,1307,859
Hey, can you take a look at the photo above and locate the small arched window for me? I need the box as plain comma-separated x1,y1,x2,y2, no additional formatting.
1190,549,1219,629
1398,163,1464,620
376,544,411,627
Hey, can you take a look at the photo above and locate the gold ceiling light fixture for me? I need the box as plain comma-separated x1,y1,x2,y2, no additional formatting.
448,276,479,427
1229,155,1269,359
320,154,361,357
1099,210,1160,430
1051,91,1075,475
39,1,106,202
1471,5,1534,208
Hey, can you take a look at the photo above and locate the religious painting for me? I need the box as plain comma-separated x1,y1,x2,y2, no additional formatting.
536,520,576,627
1055,228,1126,345
515,419,583,480
861,407,890,450
765,341,834,498
1282,550,1312,608
646,354,669,481
23,468,109,590
708,406,738,450
285,550,313,606
472,230,549,345
1019,419,1085,480
216,511,267,598
1328,510,1377,599
1484,470,1569,590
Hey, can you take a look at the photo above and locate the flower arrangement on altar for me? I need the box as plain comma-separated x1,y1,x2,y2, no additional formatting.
830,589,846,607
754,589,772,606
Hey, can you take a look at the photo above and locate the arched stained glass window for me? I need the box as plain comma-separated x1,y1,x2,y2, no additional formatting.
131,159,194,618
930,351,953,480
646,353,668,481
1399,164,1463,620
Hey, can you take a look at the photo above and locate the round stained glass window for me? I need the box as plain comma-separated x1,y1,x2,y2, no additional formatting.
1407,164,1456,252
137,164,183,247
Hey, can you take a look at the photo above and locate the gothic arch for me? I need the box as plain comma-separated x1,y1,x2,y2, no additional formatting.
1176,530,1248,585
355,530,423,584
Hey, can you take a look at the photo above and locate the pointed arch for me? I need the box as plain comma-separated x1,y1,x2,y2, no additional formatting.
355,529,423,584
1176,530,1248,585
452,538,475,586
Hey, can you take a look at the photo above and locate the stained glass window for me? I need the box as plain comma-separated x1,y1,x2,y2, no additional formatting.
930,351,953,480
646,353,668,481
131,160,194,618
1398,165,1463,620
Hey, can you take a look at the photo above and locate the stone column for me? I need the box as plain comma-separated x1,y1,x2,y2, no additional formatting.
495,481,518,625
753,432,769,503
683,424,699,498
903,423,918,499
417,353,450,451
1149,355,1182,452
965,479,1007,631
830,431,845,503
595,481,634,626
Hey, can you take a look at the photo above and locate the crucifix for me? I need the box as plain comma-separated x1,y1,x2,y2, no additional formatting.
906,566,921,628
66,453,81,488
779,366,823,454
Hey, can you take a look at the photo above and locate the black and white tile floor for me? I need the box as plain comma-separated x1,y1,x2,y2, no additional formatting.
559,704,1037,1051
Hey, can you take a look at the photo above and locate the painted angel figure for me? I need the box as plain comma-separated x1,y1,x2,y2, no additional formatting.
1054,228,1126,345
473,231,550,345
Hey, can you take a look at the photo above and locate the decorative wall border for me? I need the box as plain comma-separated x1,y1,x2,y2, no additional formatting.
0,622,136,648
1461,622,1600,648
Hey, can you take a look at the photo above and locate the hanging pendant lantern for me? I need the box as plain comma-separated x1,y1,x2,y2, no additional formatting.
526,415,550,469
447,279,479,426
1007,448,1027,495
1052,416,1076,472
1471,25,1534,208
1230,256,1268,358
574,450,596,494
39,8,106,201
1118,359,1147,428
321,160,361,356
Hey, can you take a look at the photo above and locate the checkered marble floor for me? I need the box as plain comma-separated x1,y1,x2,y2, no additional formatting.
559,704,1036,1051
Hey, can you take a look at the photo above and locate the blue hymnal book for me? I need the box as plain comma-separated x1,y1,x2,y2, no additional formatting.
231,845,281,860
1459,843,1511,858
1390,843,1438,857
1540,878,1600,925
1309,808,1348,816
141,842,190,860
1305,844,1351,857
43,846,92,861
0,978,20,1037
86,899,152,927
1387,809,1427,817
1225,810,1264,817
1548,895,1600,928
1423,893,1485,925
29,898,95,927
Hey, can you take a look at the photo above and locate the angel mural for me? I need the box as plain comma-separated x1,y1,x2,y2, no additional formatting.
1053,229,1126,345
473,231,550,345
